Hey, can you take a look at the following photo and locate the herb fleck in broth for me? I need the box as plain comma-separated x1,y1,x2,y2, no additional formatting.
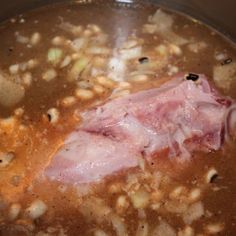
0,1,235,235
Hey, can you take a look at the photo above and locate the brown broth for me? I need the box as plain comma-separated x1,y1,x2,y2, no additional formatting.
0,1,235,235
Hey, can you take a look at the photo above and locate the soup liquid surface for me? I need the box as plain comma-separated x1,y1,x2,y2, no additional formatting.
0,1,235,235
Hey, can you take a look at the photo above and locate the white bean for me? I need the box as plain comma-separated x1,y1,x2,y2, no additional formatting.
182,201,204,225
97,76,116,88
129,188,150,209
27,59,38,69
155,44,168,56
61,96,76,107
178,226,194,236
93,84,106,95
9,64,19,74
150,203,161,211
88,24,101,34
111,89,130,99
15,33,29,44
30,32,41,45
169,186,187,200
26,199,47,220
205,223,224,234
165,200,188,214
136,221,149,236
169,44,182,55
42,69,57,81
153,220,176,236
118,82,131,89
83,29,93,37
75,88,94,101
116,195,129,214
168,66,179,76
60,55,72,68
47,108,59,124
0,152,15,168
205,168,218,184
130,74,149,83
94,229,109,236
51,36,65,46
8,203,21,221
22,72,32,87
188,188,201,203
110,213,128,236
14,107,24,117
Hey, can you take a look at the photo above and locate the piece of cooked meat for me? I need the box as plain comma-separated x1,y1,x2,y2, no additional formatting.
45,74,235,184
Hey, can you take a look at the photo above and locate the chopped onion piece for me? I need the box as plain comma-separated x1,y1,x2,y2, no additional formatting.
71,38,87,51
87,47,110,55
144,10,188,45
110,213,128,236
22,72,32,87
213,62,236,90
15,32,29,44
108,57,126,82
0,74,25,107
70,57,90,80
94,229,109,236
120,46,142,60
47,48,63,65
136,221,149,236
27,59,38,69
155,44,168,56
165,200,188,214
187,41,207,53
129,188,150,209
59,22,83,35
143,24,157,34
169,44,182,55
148,9,173,31
78,80,93,89
182,201,204,225
152,220,176,236
88,24,102,34
79,197,111,222
215,52,227,61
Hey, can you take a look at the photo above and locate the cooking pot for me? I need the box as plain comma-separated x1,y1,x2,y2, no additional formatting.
0,0,235,43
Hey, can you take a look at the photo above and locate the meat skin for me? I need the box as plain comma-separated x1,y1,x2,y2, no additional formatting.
45,75,233,184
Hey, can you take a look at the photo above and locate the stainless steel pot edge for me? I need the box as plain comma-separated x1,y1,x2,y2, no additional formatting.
0,0,235,43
